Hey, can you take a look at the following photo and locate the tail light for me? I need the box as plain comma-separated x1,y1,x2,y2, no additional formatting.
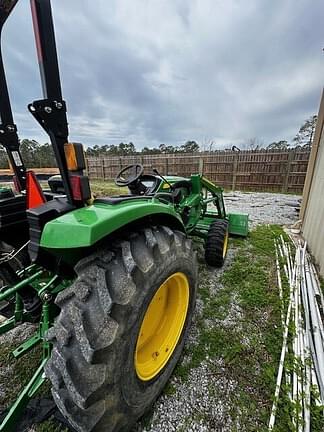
70,175,91,201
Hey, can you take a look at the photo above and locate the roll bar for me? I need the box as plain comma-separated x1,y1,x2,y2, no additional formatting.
0,0,26,191
29,0,74,203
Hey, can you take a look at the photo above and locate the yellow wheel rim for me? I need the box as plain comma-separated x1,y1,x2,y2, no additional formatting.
135,272,189,381
223,231,229,258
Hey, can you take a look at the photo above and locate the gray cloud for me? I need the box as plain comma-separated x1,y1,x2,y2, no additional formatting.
1,0,323,149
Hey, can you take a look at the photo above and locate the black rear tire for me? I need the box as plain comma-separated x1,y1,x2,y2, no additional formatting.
204,219,229,267
45,226,197,432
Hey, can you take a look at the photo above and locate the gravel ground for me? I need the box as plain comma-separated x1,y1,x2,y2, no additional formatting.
0,192,300,431
223,191,301,227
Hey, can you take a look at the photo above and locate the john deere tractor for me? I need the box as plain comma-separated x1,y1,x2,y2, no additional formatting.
0,1,248,431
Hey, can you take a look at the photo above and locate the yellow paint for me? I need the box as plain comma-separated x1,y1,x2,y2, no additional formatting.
135,272,189,381
223,231,229,258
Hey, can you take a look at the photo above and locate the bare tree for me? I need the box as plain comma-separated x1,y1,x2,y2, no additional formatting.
241,137,264,150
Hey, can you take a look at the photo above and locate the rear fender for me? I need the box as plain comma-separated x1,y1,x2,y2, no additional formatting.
40,199,184,249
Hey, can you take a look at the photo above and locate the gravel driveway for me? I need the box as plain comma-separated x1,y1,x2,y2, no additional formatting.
224,191,301,227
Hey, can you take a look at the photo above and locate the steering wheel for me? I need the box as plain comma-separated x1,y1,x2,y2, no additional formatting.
114,164,144,187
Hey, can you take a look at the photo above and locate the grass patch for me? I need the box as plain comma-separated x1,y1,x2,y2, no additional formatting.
34,418,69,432
90,180,127,197
0,337,42,410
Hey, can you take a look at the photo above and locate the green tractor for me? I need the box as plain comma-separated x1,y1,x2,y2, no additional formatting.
0,1,248,431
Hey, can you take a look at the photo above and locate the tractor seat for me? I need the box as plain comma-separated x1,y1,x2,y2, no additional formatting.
48,175,64,194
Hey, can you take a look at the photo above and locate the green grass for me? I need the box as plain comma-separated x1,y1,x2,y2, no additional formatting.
89,180,127,197
0,336,42,410
34,418,69,432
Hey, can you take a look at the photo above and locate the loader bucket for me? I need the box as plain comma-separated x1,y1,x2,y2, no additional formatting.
228,213,249,237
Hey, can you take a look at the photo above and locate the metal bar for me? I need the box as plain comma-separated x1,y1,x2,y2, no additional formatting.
12,332,41,358
0,358,47,432
0,269,44,302
41,301,52,358
0,0,26,191
36,273,58,297
14,292,23,321
30,0,61,100
17,264,37,277
29,0,74,203
0,315,14,335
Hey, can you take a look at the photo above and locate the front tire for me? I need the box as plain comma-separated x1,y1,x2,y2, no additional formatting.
204,219,229,267
45,226,197,432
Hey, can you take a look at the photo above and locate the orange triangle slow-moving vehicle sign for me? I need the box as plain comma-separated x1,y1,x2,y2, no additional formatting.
26,170,46,209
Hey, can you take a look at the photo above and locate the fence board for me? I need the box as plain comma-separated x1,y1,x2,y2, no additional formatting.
86,149,310,193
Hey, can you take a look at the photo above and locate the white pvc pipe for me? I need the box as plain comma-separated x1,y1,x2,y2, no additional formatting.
275,244,285,327
304,258,324,402
268,249,298,430
303,330,311,432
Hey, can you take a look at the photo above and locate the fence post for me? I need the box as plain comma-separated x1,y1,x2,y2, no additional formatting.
232,154,238,191
101,158,105,180
165,157,168,175
85,157,89,177
198,157,204,175
282,151,294,193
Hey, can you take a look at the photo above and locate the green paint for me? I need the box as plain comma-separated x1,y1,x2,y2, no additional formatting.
0,269,44,302
0,285,58,431
13,333,42,359
40,199,184,248
228,213,249,236
0,316,15,335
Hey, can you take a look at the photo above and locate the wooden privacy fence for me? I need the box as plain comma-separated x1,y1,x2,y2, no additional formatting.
86,149,310,193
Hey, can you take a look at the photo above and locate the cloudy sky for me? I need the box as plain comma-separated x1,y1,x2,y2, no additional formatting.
2,0,323,149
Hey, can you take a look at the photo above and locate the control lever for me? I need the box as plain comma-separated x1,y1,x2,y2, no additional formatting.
152,168,174,191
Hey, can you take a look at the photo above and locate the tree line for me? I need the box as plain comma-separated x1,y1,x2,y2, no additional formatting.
0,115,317,168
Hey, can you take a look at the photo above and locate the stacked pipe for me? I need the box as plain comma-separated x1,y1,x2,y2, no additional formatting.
269,234,324,430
